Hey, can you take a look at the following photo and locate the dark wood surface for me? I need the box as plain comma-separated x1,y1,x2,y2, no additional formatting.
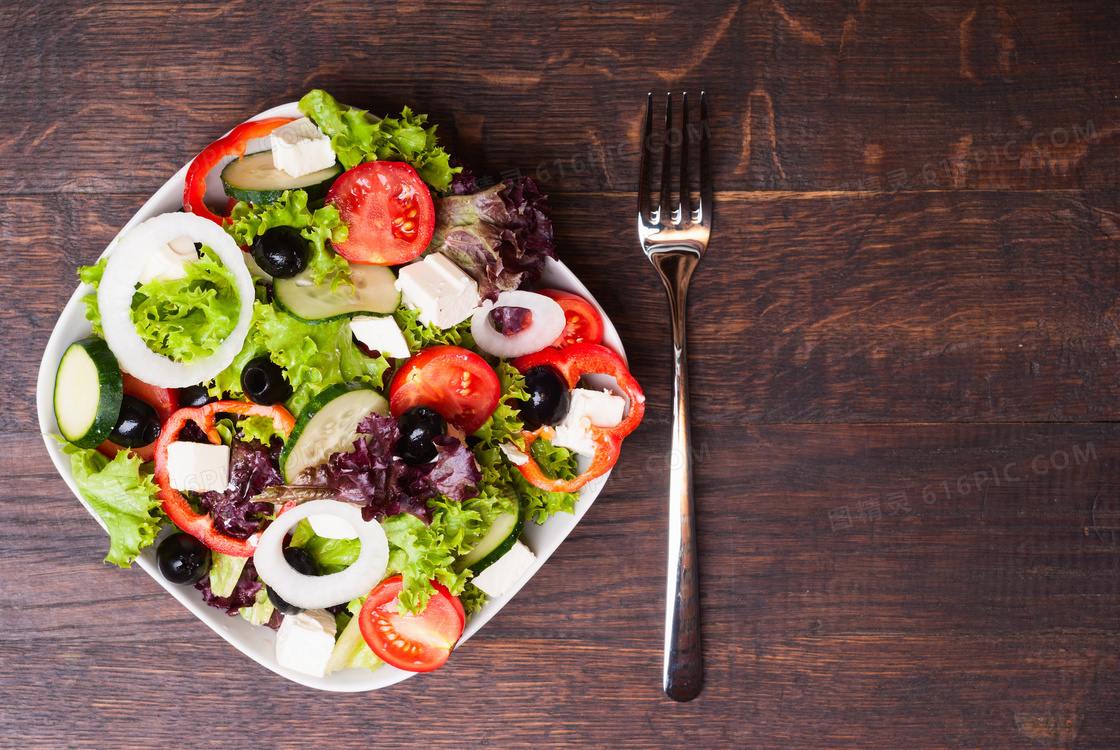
3,1,1120,748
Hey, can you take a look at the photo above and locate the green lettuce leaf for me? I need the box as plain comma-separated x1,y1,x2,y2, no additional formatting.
209,551,248,598
392,306,475,352
128,245,240,363
58,440,164,567
298,89,459,191
226,190,351,291
209,301,389,417
239,586,275,626
289,519,361,575
78,258,107,336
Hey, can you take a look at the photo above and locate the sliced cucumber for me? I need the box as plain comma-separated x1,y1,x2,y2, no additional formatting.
274,262,400,324
457,508,524,574
54,337,124,449
280,383,390,482
220,150,341,205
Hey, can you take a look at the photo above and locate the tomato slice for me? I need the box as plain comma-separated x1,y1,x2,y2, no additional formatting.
326,161,435,265
96,373,179,462
537,289,605,348
359,576,465,673
388,345,501,435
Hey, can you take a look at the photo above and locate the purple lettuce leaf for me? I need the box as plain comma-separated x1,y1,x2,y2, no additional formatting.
293,412,481,524
196,439,283,540
431,177,556,302
195,557,264,615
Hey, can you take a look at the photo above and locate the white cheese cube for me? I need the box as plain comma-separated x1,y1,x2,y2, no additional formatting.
394,253,480,329
166,441,230,492
350,315,411,359
308,513,358,540
137,236,197,285
275,609,337,678
550,388,628,458
270,117,336,179
471,541,537,598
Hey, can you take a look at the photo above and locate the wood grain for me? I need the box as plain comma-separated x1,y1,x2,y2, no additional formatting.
5,0,1120,747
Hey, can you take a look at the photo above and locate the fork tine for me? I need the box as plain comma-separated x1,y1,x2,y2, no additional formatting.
698,91,712,228
637,93,654,221
678,92,691,227
658,93,673,224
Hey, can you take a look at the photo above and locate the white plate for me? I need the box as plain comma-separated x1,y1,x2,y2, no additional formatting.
35,102,627,691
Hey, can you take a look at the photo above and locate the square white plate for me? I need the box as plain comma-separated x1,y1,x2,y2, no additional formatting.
35,102,629,691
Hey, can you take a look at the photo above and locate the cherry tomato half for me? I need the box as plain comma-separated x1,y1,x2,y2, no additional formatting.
96,373,179,462
359,576,466,673
537,289,605,348
389,345,501,435
326,161,435,266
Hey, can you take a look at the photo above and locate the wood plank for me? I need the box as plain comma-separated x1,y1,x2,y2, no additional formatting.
0,1,1116,195
10,190,1120,433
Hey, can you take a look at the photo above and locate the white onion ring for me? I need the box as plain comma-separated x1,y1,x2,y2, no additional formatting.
98,212,254,387
470,290,566,358
253,500,389,610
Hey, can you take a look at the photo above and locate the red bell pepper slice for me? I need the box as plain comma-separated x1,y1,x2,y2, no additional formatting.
182,117,295,225
510,343,645,492
153,400,296,557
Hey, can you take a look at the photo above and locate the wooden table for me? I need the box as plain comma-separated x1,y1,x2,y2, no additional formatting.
4,1,1119,747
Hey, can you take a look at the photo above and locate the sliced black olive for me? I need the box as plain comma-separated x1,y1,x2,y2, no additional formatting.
266,547,319,616
157,533,211,585
241,356,293,405
110,394,161,448
519,365,570,428
396,405,446,465
250,226,309,279
178,384,215,409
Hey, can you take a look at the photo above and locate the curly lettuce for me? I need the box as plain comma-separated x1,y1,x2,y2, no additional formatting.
226,190,351,291
58,440,164,567
209,301,389,417
298,89,458,191
128,245,240,363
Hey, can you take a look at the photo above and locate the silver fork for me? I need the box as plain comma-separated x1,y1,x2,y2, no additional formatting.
638,91,711,702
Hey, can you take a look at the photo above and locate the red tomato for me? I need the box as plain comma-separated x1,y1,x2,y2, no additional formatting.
359,576,465,673
326,162,435,265
537,289,605,348
389,345,500,435
96,373,179,462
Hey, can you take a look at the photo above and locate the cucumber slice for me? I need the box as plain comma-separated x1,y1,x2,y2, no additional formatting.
220,151,341,205
274,263,400,323
280,383,390,482
54,337,124,449
457,509,524,574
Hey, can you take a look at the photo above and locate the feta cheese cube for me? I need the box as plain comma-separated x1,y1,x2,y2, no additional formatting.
350,315,410,359
166,441,230,492
270,117,336,179
394,253,480,329
550,388,628,457
275,609,337,678
471,541,537,598
308,513,358,540
138,236,197,285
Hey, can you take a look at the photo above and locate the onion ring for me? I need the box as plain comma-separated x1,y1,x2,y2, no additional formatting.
470,290,566,359
253,500,389,610
97,212,254,387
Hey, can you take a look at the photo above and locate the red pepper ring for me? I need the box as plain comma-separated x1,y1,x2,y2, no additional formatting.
182,117,296,226
153,400,296,557
510,342,646,492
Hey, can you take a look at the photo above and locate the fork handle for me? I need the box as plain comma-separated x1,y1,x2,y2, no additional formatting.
651,249,703,702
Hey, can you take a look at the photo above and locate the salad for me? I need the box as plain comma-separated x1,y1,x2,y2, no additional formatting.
46,90,645,682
